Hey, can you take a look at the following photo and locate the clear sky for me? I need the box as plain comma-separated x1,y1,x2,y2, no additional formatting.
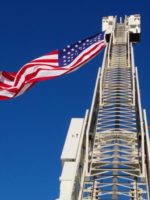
0,0,149,200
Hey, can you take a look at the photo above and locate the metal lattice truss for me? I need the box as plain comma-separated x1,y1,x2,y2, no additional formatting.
58,15,150,200
81,21,150,200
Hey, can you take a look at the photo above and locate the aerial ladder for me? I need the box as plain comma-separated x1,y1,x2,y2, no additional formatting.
57,15,150,200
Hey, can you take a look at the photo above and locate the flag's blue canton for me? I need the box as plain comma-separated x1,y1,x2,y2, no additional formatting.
58,32,104,67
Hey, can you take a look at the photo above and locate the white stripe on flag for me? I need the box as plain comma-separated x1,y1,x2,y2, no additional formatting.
15,65,61,88
0,74,14,86
0,89,15,98
29,69,68,81
34,54,58,60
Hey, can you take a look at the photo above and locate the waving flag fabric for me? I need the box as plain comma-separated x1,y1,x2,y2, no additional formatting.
0,32,105,100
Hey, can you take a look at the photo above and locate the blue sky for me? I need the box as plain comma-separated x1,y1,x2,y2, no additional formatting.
0,1,149,200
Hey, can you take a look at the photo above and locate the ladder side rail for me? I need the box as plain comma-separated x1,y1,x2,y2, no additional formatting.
130,43,136,106
127,30,130,67
72,110,89,200
85,68,101,175
107,32,113,68
135,67,145,176
78,161,87,200
100,44,109,106
112,16,117,42
143,109,150,200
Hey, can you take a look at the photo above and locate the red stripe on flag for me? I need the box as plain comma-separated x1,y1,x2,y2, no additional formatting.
0,82,12,88
14,62,59,86
23,67,67,84
2,71,17,81
0,96,10,100
46,50,58,55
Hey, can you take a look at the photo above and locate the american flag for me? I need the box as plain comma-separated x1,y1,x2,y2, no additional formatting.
0,32,105,100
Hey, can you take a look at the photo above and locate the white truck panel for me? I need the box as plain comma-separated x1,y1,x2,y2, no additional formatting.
61,118,84,161
58,162,76,200
60,162,76,181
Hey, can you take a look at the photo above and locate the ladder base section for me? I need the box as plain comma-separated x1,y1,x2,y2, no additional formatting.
82,174,148,200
